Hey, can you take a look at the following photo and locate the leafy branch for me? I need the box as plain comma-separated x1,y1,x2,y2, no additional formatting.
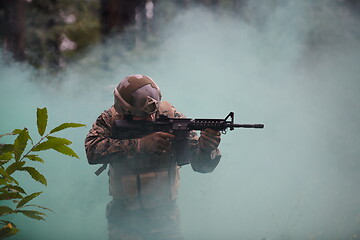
0,107,85,238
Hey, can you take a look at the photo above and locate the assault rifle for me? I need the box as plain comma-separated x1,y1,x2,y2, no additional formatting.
113,112,263,139
95,112,264,175
112,112,264,166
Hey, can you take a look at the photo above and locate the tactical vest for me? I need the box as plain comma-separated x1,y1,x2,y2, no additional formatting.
108,101,180,210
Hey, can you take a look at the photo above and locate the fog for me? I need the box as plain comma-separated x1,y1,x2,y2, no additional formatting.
1,1,360,239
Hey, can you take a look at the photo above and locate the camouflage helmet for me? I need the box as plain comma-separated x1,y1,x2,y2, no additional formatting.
114,74,162,117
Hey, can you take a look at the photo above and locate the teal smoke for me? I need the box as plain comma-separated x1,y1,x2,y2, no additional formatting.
1,1,360,239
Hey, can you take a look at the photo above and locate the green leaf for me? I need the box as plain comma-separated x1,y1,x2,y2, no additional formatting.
13,128,29,161
0,152,13,161
24,204,54,213
12,129,23,135
49,123,86,134
0,178,11,185
0,191,23,201
37,107,48,136
53,145,79,159
18,210,45,221
6,161,26,175
25,154,44,163
0,167,19,185
47,136,72,145
17,192,42,208
32,138,73,152
0,185,26,194
0,206,14,216
0,144,14,154
13,129,33,145
0,167,11,178
21,167,47,186
0,176,18,186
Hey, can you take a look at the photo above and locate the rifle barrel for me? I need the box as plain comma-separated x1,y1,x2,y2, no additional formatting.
232,124,264,129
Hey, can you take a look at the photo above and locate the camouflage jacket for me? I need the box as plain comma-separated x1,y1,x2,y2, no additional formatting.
85,101,221,209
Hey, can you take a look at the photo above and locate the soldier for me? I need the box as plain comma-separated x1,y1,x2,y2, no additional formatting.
85,74,221,240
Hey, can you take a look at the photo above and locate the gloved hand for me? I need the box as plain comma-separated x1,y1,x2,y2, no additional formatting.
139,132,175,154
198,128,221,153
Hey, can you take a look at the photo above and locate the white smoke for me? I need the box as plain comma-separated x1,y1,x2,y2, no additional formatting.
1,1,360,239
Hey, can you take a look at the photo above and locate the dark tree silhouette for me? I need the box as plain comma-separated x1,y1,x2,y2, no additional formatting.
0,0,26,61
100,0,146,48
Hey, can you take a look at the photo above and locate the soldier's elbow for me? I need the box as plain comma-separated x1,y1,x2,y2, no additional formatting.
88,158,97,165
86,150,98,165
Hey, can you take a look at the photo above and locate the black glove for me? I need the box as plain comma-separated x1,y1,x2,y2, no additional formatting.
198,128,221,153
139,132,175,154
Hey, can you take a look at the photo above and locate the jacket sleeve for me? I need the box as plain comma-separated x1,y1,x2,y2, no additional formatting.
188,131,221,173
84,108,140,165
172,109,221,174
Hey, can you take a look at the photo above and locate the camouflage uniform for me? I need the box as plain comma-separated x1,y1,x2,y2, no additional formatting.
85,101,221,240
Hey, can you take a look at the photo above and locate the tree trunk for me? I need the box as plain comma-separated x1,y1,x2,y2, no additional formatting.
100,0,145,48
44,0,62,70
0,0,26,61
